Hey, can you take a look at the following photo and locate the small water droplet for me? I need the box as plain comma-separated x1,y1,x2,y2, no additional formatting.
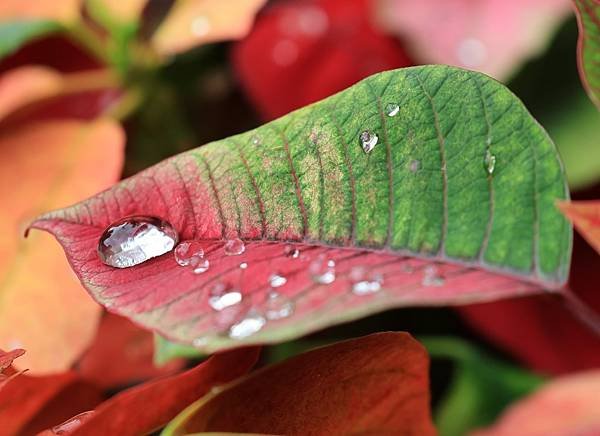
484,150,496,175
208,284,242,311
51,411,95,434
98,216,178,268
269,273,287,288
284,245,300,258
192,336,208,347
409,159,420,173
309,255,336,284
385,103,400,117
224,238,245,256
239,262,248,269
192,257,210,274
191,16,211,37
251,135,261,145
229,309,266,339
359,130,378,153
265,291,294,320
422,265,445,287
174,241,204,266
352,273,383,296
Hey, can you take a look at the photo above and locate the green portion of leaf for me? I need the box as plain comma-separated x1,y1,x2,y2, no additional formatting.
547,94,600,189
153,334,205,366
422,337,544,436
0,20,60,59
574,0,600,109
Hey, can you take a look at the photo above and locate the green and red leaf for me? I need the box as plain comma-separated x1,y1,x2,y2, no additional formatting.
31,66,571,352
164,332,434,435
573,0,600,109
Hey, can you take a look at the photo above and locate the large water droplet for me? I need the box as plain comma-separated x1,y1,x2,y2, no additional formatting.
224,238,245,256
359,130,378,153
208,283,242,311
265,291,294,320
98,216,178,268
385,103,400,117
422,265,445,287
284,245,300,259
269,273,287,288
229,309,266,339
51,411,95,434
191,16,211,37
484,149,496,175
309,256,336,284
174,241,204,266
192,257,210,274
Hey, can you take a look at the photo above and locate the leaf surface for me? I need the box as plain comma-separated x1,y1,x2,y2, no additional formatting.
163,332,434,435
0,119,124,373
31,66,571,351
574,0,600,109
557,200,600,254
70,347,260,436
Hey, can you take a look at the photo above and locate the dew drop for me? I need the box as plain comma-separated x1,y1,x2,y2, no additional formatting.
251,135,261,145
239,262,248,269
229,309,266,339
352,273,383,296
265,291,294,320
422,265,445,287
192,257,210,274
191,16,211,37
97,216,178,268
385,103,400,117
309,256,336,284
409,159,420,173
359,130,378,154
208,283,242,311
484,149,496,175
192,336,208,347
284,245,300,259
224,238,245,256
51,411,95,434
174,241,204,266
269,273,287,288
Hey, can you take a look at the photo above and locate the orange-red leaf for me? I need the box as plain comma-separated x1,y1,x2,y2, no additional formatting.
164,332,435,435
558,200,600,254
70,347,260,436
0,0,81,23
0,119,124,374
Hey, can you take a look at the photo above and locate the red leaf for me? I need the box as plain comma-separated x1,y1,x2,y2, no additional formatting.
473,370,600,436
0,371,102,436
69,347,260,436
557,200,600,254
0,348,25,372
77,312,185,389
232,0,413,120
164,332,435,435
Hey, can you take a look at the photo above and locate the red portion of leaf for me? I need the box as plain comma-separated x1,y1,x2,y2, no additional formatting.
77,312,185,389
70,347,260,436
0,348,25,372
232,0,413,120
557,200,600,254
0,372,102,435
167,332,435,435
459,230,600,375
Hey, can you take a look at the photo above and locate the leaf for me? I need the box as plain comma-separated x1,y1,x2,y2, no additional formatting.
472,369,600,436
69,347,260,436
374,0,571,80
0,21,60,60
573,0,600,109
151,0,267,56
163,332,434,435
0,370,102,435
0,119,124,374
78,313,186,389
232,0,413,120
154,334,204,366
557,200,600,254
31,66,571,351
422,337,544,436
0,347,26,390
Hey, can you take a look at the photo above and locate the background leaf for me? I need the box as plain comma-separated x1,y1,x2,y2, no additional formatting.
573,0,600,109
164,332,435,435
557,200,600,253
31,66,571,352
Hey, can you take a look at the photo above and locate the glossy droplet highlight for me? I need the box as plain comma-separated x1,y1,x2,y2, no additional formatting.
484,150,496,175
269,273,287,288
385,103,400,117
284,245,300,259
239,262,248,269
208,284,242,311
192,257,210,274
265,291,294,320
422,265,445,287
359,130,378,153
98,216,178,268
174,241,204,266
51,411,95,434
310,256,336,284
352,273,384,296
229,309,266,339
251,135,261,145
224,238,245,256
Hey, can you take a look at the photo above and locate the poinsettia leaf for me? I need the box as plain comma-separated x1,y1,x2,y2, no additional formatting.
573,0,600,109
163,332,434,435
473,370,600,436
69,347,260,436
154,334,204,366
31,66,571,351
0,20,59,60
557,200,600,254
